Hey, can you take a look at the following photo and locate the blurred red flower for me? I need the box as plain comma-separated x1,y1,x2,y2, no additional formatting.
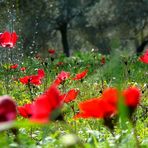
75,98,103,118
102,88,118,106
37,69,45,78
53,71,70,86
75,87,141,120
72,69,88,80
61,89,79,103
19,69,45,85
10,64,18,69
17,104,32,118
75,88,118,119
20,67,26,71
19,76,30,84
48,49,55,54
123,87,141,108
0,31,18,48
0,95,16,122
31,85,62,123
139,49,148,64
18,85,63,123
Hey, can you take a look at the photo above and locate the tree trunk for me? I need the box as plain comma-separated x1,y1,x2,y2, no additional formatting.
59,23,70,57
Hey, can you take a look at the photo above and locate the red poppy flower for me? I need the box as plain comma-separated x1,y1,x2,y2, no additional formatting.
72,70,88,80
29,75,42,85
0,95,16,122
18,85,63,123
75,98,103,118
17,104,32,118
48,49,55,54
19,69,45,85
123,87,141,108
20,75,42,85
19,76,30,84
61,89,79,103
20,67,26,71
75,88,118,119
30,85,62,123
53,71,70,86
10,64,18,69
75,96,117,119
37,69,45,78
102,88,118,106
139,49,148,64
0,31,18,48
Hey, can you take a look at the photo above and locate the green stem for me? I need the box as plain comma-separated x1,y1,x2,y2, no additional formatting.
28,83,33,101
71,104,76,133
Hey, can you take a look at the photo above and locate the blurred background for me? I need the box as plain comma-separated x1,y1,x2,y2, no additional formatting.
0,0,148,58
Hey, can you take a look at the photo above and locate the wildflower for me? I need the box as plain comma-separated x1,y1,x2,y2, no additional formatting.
102,88,118,106
139,49,148,64
18,85,63,123
20,67,26,71
72,70,88,80
53,71,70,86
75,88,118,119
61,89,79,103
37,69,45,78
0,95,16,122
75,98,103,118
123,87,141,109
31,85,62,123
10,64,18,69
19,69,45,85
0,31,18,48
17,104,32,118
48,49,55,54
19,76,30,84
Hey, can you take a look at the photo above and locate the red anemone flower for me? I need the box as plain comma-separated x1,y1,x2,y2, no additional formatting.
61,89,79,103
53,71,70,86
75,88,118,119
20,67,26,71
0,95,16,122
0,31,18,48
139,49,148,64
30,85,62,123
37,69,45,78
19,76,30,84
17,104,32,118
18,85,63,123
19,69,45,85
29,75,43,85
48,49,55,54
123,87,141,108
72,69,88,80
102,88,118,106
75,97,117,119
10,64,18,69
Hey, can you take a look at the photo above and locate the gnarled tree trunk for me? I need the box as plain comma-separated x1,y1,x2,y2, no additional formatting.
59,23,70,57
